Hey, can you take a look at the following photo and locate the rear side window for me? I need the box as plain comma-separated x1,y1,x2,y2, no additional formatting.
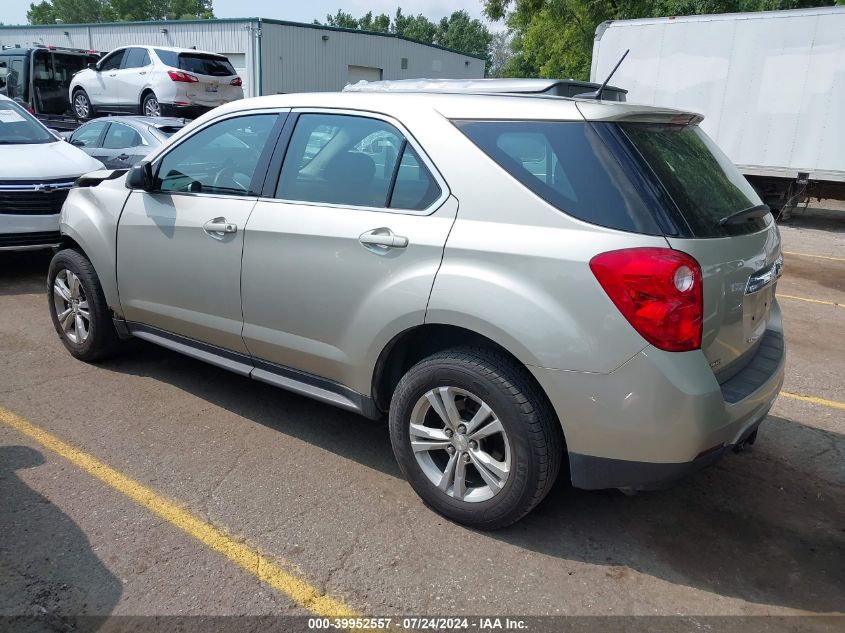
276,113,441,211
103,123,141,149
122,48,150,69
455,120,660,235
620,123,769,237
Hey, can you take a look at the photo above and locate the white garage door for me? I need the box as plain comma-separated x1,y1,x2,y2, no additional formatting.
347,65,383,86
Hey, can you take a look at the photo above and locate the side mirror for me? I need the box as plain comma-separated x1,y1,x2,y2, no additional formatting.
87,62,98,71
126,162,153,191
70,138,84,147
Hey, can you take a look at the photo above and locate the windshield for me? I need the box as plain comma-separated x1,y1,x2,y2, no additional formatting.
0,100,55,144
620,123,768,237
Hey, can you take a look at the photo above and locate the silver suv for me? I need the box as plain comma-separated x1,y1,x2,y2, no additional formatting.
48,90,785,528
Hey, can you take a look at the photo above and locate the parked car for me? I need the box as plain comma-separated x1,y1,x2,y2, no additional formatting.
69,45,243,121
0,94,102,251
0,44,100,131
66,116,186,169
48,89,785,528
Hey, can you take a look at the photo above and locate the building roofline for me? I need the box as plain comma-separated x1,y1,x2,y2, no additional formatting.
0,16,488,61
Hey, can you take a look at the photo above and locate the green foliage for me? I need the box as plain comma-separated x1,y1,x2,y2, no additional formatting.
483,0,838,80
317,8,492,66
27,0,213,24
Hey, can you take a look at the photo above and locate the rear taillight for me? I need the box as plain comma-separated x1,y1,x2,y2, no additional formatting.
230,76,242,87
590,248,703,352
168,70,198,83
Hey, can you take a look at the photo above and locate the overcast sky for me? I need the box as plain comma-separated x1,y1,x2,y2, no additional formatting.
1,0,501,29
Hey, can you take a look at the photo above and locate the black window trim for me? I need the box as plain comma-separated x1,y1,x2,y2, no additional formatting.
146,109,288,200
260,107,448,216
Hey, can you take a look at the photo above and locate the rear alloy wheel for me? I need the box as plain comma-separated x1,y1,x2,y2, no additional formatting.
72,90,92,120
48,249,121,362
390,347,563,529
142,93,161,117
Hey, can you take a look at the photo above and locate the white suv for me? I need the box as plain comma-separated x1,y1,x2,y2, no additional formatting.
69,46,243,120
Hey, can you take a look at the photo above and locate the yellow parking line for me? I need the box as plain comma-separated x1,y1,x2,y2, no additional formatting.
783,251,845,263
778,293,842,307
0,405,361,619
781,391,845,411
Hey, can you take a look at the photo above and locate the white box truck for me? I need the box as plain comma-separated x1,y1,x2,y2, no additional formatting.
591,6,845,215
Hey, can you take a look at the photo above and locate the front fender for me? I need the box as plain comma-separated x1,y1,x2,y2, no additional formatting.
59,174,131,314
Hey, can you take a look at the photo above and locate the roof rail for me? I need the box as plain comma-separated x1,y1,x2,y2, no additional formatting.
343,78,627,101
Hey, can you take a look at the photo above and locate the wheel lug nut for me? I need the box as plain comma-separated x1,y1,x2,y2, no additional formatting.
445,428,454,438
457,424,467,434
447,445,456,454
463,453,471,463
469,440,478,450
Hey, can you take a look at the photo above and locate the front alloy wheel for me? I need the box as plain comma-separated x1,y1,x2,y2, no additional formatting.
410,387,511,502
52,269,90,344
73,92,90,119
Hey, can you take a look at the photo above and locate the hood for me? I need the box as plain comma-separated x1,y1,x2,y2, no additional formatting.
0,140,104,181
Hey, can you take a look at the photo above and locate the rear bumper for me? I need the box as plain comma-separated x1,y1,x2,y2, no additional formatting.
530,301,785,490
160,103,215,119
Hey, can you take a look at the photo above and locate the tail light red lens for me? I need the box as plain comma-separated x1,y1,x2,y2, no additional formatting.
167,70,198,83
590,248,703,352
230,77,242,87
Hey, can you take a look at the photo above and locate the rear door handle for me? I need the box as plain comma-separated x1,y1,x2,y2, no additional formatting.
203,217,238,236
359,228,408,250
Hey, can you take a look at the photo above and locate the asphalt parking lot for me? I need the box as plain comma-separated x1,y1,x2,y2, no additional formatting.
1,206,843,627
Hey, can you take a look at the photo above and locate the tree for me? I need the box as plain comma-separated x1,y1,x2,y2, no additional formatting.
393,8,437,43
316,8,493,70
488,30,514,78
483,0,839,80
27,0,214,24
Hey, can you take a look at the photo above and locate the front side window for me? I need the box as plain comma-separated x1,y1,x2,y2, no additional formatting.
103,123,141,149
122,48,150,70
455,120,660,235
276,113,440,210
99,50,125,72
70,120,107,147
156,113,277,196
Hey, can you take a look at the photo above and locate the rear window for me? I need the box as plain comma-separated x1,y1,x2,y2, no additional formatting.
155,50,234,76
455,120,660,234
620,123,769,237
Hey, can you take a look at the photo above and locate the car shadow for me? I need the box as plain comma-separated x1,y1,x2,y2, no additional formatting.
99,344,845,613
0,251,52,296
0,445,122,630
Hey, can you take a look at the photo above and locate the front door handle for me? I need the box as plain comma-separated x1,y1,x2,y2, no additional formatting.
359,228,408,250
203,217,238,236
116,153,129,161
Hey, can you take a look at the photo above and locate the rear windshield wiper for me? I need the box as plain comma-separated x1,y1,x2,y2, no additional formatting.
719,204,770,226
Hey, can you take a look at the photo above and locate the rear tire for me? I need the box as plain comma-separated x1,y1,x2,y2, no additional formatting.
142,93,161,117
72,89,93,120
48,249,121,362
389,347,563,529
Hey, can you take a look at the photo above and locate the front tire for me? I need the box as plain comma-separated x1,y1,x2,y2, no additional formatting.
142,93,161,117
48,249,120,362
389,347,563,529
72,89,93,120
